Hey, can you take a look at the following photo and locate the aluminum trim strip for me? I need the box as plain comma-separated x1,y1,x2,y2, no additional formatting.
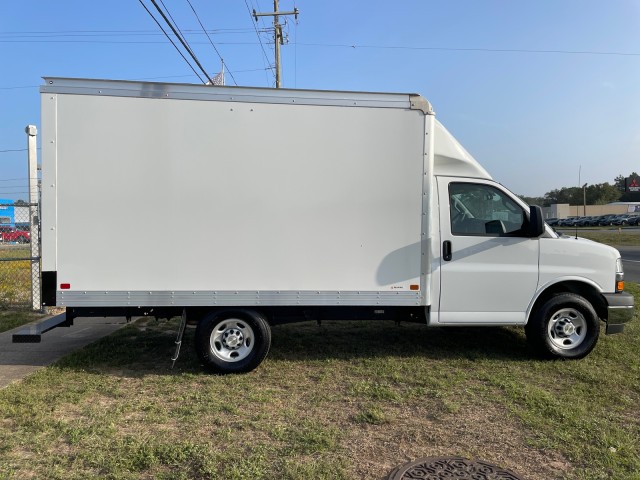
57,290,423,307
41,78,414,110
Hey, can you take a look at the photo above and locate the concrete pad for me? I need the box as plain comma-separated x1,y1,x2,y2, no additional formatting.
0,315,130,389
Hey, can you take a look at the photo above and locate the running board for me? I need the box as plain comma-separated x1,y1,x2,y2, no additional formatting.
12,313,73,343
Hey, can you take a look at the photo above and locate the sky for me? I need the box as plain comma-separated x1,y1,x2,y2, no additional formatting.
1,0,639,200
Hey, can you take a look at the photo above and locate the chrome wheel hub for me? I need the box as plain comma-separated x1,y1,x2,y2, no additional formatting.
558,321,576,336
547,308,587,350
210,318,255,362
222,328,244,349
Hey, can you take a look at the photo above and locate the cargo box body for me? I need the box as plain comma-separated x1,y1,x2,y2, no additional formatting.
40,79,433,308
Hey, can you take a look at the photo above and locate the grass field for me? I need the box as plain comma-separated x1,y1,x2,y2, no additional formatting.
0,245,33,308
0,285,638,479
556,229,640,247
0,309,43,334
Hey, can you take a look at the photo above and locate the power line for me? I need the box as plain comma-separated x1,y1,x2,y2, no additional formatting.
0,28,259,36
149,1,207,81
251,0,275,55
148,0,213,83
137,0,205,83
185,0,238,86
0,39,268,45
297,43,640,57
0,68,272,92
0,148,41,156
0,85,39,90
159,0,191,45
5,35,640,58
243,0,273,86
158,0,203,78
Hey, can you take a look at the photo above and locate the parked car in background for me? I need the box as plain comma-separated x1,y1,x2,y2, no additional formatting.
545,218,559,226
558,216,580,227
613,214,638,226
0,226,30,243
598,215,619,226
628,215,640,226
588,215,605,227
575,216,595,227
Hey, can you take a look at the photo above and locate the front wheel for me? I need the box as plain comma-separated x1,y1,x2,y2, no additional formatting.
195,309,271,373
525,293,600,359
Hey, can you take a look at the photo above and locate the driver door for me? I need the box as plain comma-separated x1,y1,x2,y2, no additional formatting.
437,177,540,324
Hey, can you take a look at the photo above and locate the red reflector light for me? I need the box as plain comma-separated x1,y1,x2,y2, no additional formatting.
60,283,71,290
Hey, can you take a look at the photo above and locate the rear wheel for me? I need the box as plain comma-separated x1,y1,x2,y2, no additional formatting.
525,293,600,359
195,309,271,373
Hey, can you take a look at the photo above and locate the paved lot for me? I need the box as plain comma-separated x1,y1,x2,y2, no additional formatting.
0,315,130,389
617,246,640,283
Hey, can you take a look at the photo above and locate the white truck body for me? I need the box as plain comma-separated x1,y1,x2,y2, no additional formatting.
36,78,633,371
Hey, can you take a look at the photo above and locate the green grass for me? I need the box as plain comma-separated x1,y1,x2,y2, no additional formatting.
0,245,42,330
1,286,639,479
0,309,44,333
0,245,33,307
556,229,640,246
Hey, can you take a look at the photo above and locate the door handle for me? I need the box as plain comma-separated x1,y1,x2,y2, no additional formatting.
443,241,452,261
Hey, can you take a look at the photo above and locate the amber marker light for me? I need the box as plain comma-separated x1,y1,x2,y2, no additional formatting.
410,284,419,291
615,258,624,292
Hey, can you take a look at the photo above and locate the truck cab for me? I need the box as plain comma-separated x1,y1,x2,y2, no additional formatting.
430,121,633,358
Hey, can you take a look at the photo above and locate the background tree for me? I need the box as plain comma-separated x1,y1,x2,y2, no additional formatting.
517,194,546,206
521,172,637,207
543,187,582,206
585,183,621,205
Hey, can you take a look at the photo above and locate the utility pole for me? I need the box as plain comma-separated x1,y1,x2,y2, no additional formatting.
253,1,299,88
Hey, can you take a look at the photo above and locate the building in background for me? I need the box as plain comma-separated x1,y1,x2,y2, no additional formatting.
543,202,640,219
0,199,15,227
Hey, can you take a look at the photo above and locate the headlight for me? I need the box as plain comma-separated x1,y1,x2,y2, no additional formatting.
616,258,623,274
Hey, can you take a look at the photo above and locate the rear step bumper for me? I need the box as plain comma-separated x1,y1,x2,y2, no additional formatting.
12,313,73,343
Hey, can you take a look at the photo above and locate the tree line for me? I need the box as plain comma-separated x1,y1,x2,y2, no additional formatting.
519,172,639,207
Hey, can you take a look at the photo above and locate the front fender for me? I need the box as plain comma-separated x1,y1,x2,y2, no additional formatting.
525,276,605,324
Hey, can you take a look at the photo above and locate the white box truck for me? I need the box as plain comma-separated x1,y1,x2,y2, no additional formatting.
31,78,633,372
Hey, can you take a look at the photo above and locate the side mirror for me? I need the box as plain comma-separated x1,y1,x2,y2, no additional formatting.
528,205,544,237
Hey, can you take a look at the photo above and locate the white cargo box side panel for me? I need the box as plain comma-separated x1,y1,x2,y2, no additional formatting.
47,89,425,302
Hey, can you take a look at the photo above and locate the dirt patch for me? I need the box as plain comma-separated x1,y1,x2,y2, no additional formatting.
342,401,572,480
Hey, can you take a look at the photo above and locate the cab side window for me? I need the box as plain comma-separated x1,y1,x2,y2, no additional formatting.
449,183,527,236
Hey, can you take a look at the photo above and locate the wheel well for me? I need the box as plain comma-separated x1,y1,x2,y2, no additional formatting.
529,281,607,322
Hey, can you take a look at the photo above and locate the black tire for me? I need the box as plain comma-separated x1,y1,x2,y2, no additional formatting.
195,309,271,373
525,293,600,359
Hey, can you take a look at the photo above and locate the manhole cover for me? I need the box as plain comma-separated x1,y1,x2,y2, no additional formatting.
387,456,525,480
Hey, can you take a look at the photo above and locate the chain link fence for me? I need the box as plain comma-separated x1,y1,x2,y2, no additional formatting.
0,202,41,309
